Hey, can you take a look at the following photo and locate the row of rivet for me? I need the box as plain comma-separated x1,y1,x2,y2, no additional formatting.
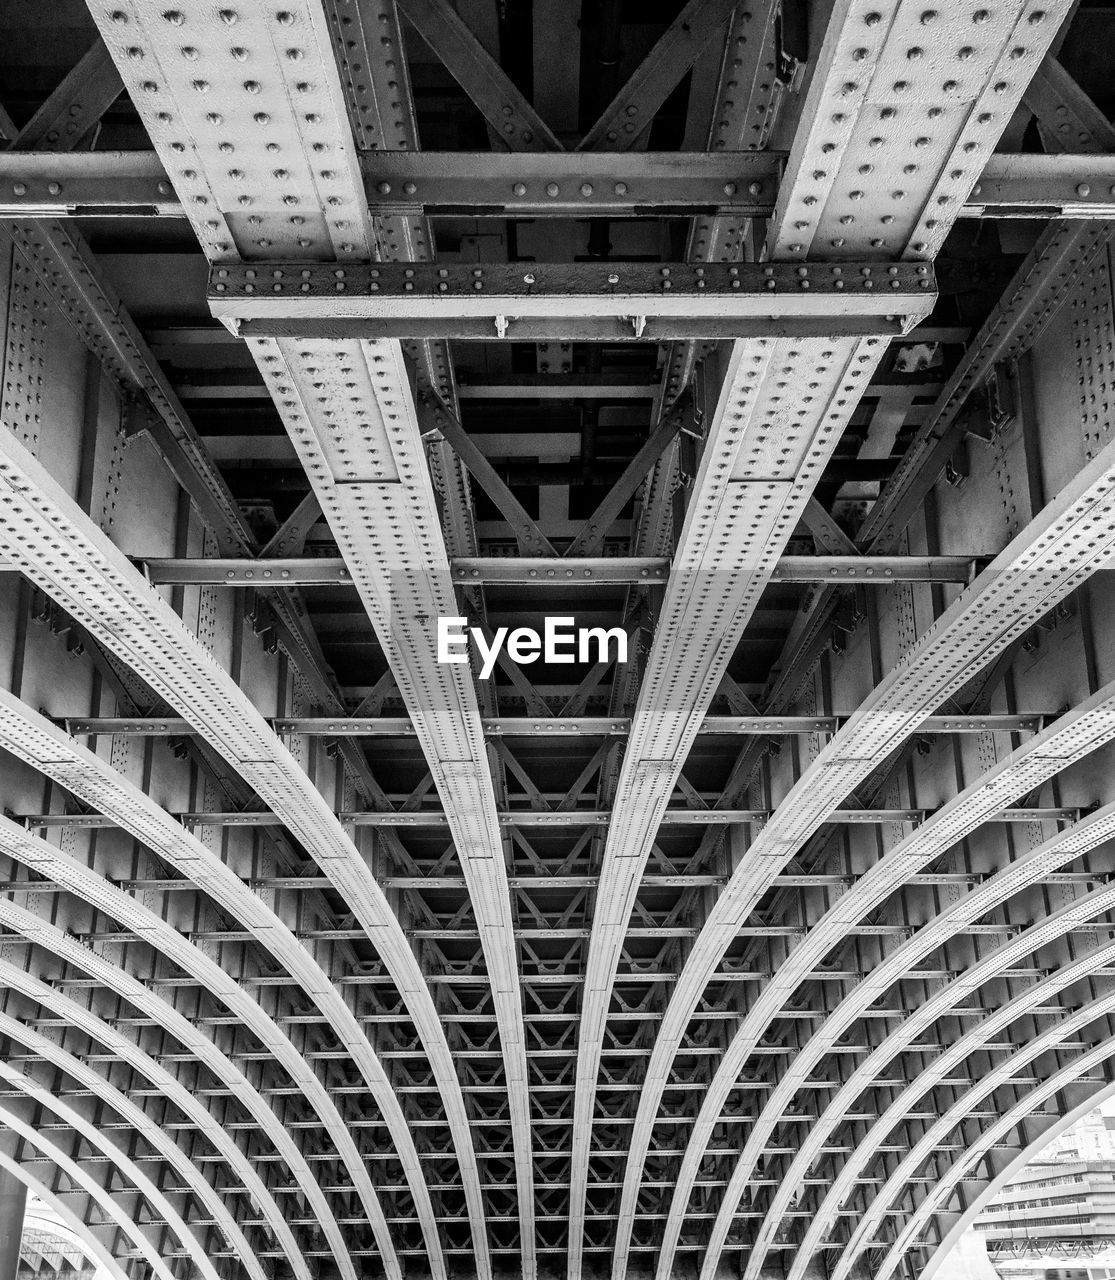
370,179,768,198
7,181,176,198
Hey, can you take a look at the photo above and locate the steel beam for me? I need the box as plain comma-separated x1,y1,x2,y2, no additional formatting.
0,684,442,1274
0,419,477,1278
9,148,1115,221
849,1003,1115,1280
25,806,976,829
0,1113,172,1280
0,1048,225,1280
964,154,1115,218
600,2,1078,1276
0,820,383,1280
0,959,296,1280
62,713,1045,736
393,0,562,152
86,2,527,1270
210,259,934,342
660,677,1115,1280
135,553,983,586
627,432,1115,1280
577,0,739,151
9,38,123,153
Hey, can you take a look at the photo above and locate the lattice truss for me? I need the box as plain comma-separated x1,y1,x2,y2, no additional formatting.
0,3,1115,1280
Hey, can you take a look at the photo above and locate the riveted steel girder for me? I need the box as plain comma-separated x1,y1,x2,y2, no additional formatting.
658,677,1115,1280
0,1104,175,1280
0,684,442,1272
81,2,524,1270
0,1054,224,1280
849,999,1115,1280
793,888,1115,1279
136,553,980,585
576,4,1075,1273
5,147,1110,221
0,956,295,1280
210,259,933,342
0,825,373,1280
0,424,469,1278
720,803,1115,1280
618,431,1115,1280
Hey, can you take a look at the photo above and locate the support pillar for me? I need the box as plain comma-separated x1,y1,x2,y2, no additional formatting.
0,1170,25,1280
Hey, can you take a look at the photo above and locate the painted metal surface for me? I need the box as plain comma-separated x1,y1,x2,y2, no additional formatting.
0,0,1108,1276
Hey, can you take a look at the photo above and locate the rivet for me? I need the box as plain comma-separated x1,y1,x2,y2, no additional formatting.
545,183,560,197
1077,183,1092,197
218,9,238,23
614,182,628,195
11,183,25,196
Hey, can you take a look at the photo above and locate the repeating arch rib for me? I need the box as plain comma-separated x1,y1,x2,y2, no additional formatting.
843,988,1115,1280
0,954,296,1280
0,1105,178,1280
0,383,487,1268
0,1054,225,1280
0,1014,260,1280
0,1156,129,1280
704,805,1115,1280
0,854,354,1280
790,882,1115,1280
654,679,1115,1280
613,429,1115,1276
590,3,1074,1271
73,3,502,1259
0,684,444,1275
250,330,536,1266
915,1081,1115,1280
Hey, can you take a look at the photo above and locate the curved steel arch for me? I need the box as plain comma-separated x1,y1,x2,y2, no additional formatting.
0,684,444,1273
0,392,487,1270
0,1058,224,1280
918,1080,1115,1280
704,824,1115,1280
653,683,1115,1280
0,973,274,1280
846,995,1115,1280
0,1151,130,1280
0,814,400,1276
0,1105,178,1280
0,888,349,1280
0,952,303,1280
83,2,521,1267
791,911,1115,1279
612,431,1115,1276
